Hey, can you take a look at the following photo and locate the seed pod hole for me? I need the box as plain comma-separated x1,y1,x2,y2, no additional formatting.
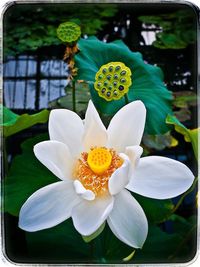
109,66,113,72
106,92,111,97
121,70,126,76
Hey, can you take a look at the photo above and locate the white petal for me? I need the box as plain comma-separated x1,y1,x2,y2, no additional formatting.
82,100,107,151
49,109,84,157
107,101,146,152
72,195,114,236
127,156,195,199
74,180,95,201
125,145,143,168
107,189,148,248
34,140,73,181
19,181,80,232
108,153,131,195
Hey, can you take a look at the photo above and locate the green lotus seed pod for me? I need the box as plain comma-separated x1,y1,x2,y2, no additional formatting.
94,62,132,101
57,21,81,43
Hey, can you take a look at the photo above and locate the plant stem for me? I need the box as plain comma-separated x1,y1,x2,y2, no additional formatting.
89,240,95,263
72,79,76,112
3,137,9,176
172,176,198,214
124,93,129,104
89,237,106,263
158,176,198,224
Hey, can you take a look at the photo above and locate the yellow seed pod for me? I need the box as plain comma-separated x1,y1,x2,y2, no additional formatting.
87,147,112,175
94,62,132,101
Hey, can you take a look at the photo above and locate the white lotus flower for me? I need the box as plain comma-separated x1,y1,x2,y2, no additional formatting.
19,100,194,248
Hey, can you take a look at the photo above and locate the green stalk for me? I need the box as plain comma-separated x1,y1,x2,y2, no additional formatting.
172,176,198,214
3,137,9,176
72,79,76,112
158,176,198,224
89,240,94,263
88,236,106,263
124,93,129,105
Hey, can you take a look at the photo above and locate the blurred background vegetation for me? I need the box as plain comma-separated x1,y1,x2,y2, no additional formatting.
3,4,118,56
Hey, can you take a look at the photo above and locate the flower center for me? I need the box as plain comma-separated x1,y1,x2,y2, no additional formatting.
74,147,123,197
87,147,112,175
94,62,132,101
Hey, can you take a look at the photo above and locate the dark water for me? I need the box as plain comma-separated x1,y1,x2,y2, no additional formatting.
3,55,69,110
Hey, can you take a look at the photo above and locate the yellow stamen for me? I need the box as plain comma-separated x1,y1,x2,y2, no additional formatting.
74,148,123,197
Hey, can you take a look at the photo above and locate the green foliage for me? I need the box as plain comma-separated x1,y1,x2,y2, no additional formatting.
165,215,197,261
133,193,174,223
173,91,197,122
48,81,90,113
169,214,197,238
133,225,188,263
142,132,178,151
1,106,49,137
166,114,199,160
25,219,91,262
75,37,173,134
173,91,197,109
4,134,58,216
138,10,196,49
23,217,197,263
25,220,189,264
103,222,194,263
4,4,117,56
